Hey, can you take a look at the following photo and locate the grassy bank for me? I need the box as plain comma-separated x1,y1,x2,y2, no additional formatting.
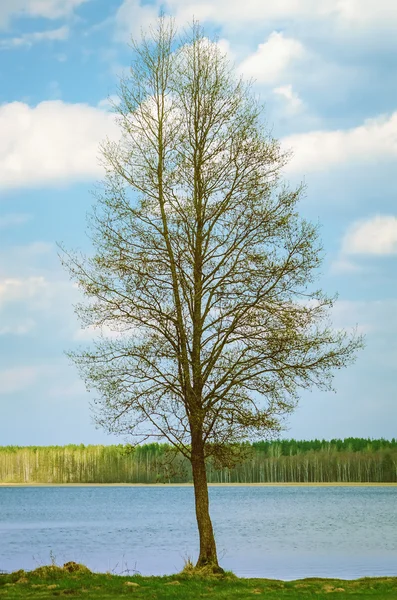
1,564,396,599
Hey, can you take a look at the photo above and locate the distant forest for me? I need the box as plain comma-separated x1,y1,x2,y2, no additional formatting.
0,438,396,484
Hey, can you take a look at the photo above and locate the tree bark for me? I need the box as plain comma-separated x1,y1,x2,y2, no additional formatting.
190,431,223,572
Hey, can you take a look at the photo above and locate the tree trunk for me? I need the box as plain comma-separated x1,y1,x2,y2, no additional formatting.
191,432,223,572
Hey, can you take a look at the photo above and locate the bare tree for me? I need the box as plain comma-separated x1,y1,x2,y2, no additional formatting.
60,18,363,571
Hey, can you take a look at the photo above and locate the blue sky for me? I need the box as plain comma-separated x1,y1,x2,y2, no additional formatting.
0,0,396,446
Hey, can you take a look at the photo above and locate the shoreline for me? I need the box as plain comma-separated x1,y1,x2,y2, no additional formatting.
1,572,396,600
1,482,396,487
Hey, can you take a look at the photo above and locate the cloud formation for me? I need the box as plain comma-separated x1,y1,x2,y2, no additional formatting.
343,215,397,255
239,32,306,84
0,366,40,394
273,84,304,115
115,0,397,31
0,25,69,49
283,111,397,173
332,299,397,335
2,98,396,192
0,101,118,189
0,319,36,336
114,0,160,41
0,0,88,28
0,213,31,228
0,276,49,308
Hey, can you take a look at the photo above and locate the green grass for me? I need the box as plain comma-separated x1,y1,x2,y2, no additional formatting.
0,563,396,599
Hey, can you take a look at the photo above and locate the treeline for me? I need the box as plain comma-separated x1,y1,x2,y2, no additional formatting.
0,438,396,484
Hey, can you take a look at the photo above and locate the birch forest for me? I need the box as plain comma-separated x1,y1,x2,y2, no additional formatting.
0,439,396,484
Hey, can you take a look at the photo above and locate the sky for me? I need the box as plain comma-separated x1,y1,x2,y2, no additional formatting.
0,0,396,446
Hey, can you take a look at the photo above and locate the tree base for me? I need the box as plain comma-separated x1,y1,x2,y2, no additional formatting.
195,560,225,575
181,558,225,577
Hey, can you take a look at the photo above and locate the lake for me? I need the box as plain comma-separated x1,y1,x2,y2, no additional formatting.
0,485,396,579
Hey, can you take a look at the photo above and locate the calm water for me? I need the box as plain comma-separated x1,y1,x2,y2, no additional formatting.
0,485,396,579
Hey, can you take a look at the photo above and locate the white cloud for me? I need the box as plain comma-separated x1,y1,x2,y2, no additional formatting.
0,25,69,49
332,299,397,335
0,100,119,189
0,273,81,317
238,32,306,84
0,241,53,264
342,215,397,255
273,84,303,114
0,0,88,28
114,0,160,42
283,111,397,173
112,0,397,44
97,95,121,110
330,257,362,275
216,38,235,61
48,379,86,398
162,0,397,29
0,242,53,286
159,0,320,24
0,276,49,307
0,366,40,394
0,213,31,228
74,322,134,341
0,363,69,394
0,319,36,335
331,0,397,29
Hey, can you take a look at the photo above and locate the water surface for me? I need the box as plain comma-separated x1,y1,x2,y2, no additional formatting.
1,485,396,579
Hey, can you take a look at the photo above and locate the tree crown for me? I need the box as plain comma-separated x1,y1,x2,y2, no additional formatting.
60,18,364,462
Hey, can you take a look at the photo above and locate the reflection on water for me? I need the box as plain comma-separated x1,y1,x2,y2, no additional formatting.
0,485,396,578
